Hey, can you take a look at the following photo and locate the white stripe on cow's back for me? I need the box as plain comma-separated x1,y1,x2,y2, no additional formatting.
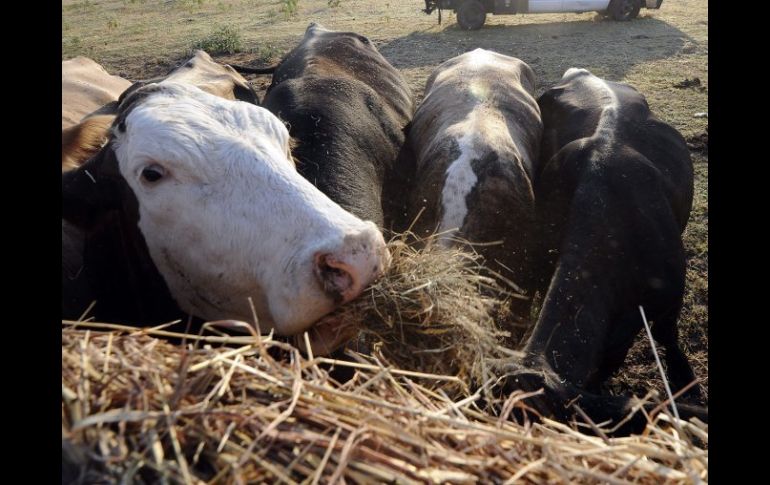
562,69,620,160
467,48,498,66
587,75,619,151
432,51,529,246
437,134,478,246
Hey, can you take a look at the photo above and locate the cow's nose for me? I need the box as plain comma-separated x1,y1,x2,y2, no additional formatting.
314,226,390,304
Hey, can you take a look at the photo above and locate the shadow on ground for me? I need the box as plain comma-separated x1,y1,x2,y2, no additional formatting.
379,16,694,86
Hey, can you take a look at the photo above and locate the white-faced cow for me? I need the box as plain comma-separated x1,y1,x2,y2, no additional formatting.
236,23,415,230
404,49,543,325
62,82,390,355
62,51,259,171
495,68,703,434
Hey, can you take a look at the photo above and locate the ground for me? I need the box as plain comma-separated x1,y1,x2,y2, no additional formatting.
62,0,708,406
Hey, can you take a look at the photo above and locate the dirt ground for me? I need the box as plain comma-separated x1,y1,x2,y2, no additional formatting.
62,0,708,406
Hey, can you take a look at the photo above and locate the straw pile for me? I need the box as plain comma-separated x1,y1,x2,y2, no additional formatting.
62,236,707,483
326,235,513,390
62,323,707,484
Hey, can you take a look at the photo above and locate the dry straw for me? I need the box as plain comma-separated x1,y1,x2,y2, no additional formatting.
321,233,516,391
62,236,707,483
62,324,707,483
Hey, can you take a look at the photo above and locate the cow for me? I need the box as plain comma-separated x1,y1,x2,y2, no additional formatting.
62,57,131,130
62,51,259,171
404,49,543,331
62,57,131,171
494,67,703,434
122,49,259,104
237,23,415,231
62,81,391,356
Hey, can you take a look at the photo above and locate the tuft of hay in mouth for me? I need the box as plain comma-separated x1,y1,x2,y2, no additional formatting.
326,233,515,389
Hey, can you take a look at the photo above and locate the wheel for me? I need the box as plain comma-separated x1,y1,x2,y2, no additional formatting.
608,0,641,21
457,0,487,30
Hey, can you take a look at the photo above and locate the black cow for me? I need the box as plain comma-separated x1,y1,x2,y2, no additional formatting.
495,68,702,433
239,23,416,230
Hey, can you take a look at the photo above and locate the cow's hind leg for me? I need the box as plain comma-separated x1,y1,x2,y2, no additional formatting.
591,309,643,392
651,310,702,402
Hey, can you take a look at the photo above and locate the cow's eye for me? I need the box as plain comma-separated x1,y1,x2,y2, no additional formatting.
141,164,165,183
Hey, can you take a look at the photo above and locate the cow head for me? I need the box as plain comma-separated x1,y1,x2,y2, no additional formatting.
62,82,390,350
118,50,260,109
163,50,259,104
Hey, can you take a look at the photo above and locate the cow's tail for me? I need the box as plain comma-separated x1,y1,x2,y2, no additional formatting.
229,64,277,75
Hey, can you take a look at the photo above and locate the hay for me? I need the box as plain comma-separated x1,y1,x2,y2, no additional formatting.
326,234,513,389
62,324,708,484
62,235,707,482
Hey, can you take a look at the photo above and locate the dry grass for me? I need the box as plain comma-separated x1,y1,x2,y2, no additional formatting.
61,236,708,481
62,324,707,483
328,234,513,389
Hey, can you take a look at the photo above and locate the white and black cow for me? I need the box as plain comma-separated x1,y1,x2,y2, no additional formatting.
62,82,390,355
236,23,415,230
405,49,543,326
495,68,702,433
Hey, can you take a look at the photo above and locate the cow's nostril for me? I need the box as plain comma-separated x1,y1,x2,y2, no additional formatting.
314,253,357,303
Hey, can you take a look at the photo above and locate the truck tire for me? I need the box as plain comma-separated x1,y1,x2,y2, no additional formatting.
609,0,641,21
457,0,487,30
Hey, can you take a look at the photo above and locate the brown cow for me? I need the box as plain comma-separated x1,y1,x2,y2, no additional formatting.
158,50,258,102
62,51,259,171
62,57,131,130
62,57,131,171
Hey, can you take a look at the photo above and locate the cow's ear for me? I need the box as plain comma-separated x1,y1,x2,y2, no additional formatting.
117,81,147,106
62,146,122,230
233,82,260,105
222,64,261,105
117,78,165,108
61,115,115,172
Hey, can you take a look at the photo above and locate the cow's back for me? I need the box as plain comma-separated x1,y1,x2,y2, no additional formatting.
528,70,696,391
537,70,693,229
262,77,401,226
62,57,131,129
410,52,541,187
261,24,415,228
267,26,413,124
406,50,543,306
